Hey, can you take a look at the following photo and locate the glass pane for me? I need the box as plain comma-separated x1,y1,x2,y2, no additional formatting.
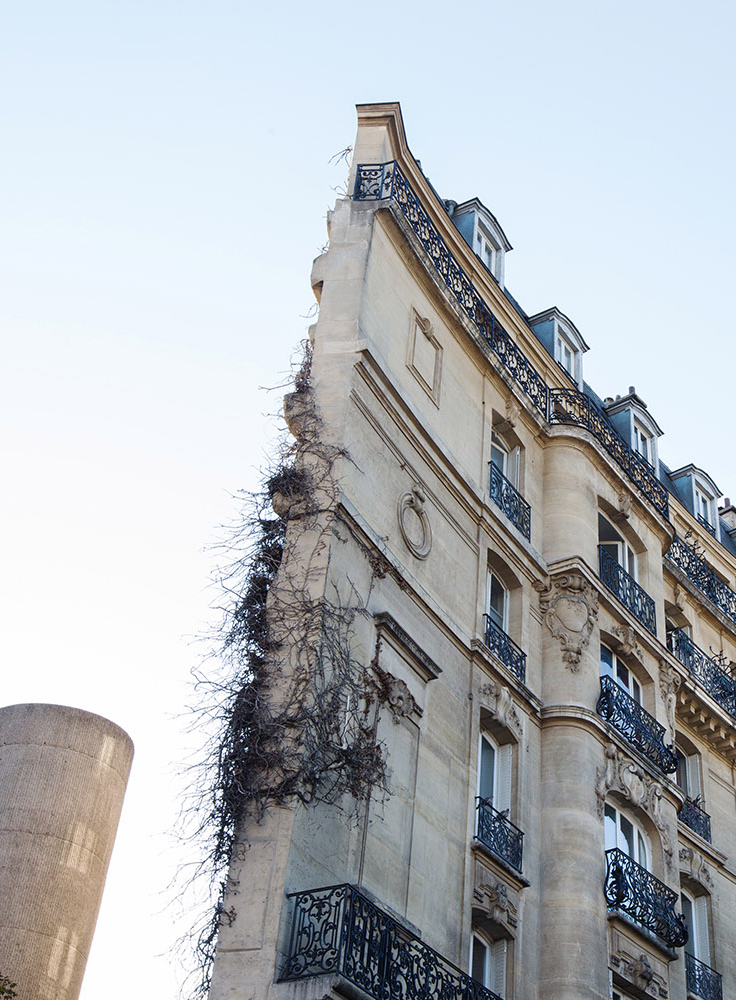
601,645,614,678
491,444,506,472
619,814,635,858
616,661,630,692
637,830,647,867
489,575,505,629
676,750,688,793
479,738,495,802
681,895,694,955
471,937,487,985
605,804,617,851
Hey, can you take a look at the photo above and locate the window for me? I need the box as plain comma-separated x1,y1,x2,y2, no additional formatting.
556,333,576,379
599,515,637,579
475,226,497,273
675,748,702,801
695,486,715,532
478,733,512,814
601,645,641,704
605,802,649,868
633,422,652,464
490,431,519,488
487,573,508,632
471,933,506,996
681,891,710,965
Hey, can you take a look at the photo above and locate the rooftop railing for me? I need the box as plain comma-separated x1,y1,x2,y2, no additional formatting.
484,614,527,684
666,535,736,629
604,848,687,949
679,797,712,843
549,388,669,519
476,797,524,873
599,548,657,636
596,676,678,774
686,952,723,1000
667,627,736,719
282,883,502,1000
697,513,717,538
489,460,531,540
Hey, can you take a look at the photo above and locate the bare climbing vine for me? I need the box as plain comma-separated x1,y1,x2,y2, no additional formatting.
177,341,390,998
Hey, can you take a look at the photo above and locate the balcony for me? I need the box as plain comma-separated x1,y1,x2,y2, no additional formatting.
549,388,669,520
604,848,687,949
668,627,736,719
686,952,722,1000
476,797,524,873
484,614,527,684
666,535,736,629
489,461,531,540
282,883,502,1000
599,547,657,636
697,513,717,538
679,797,712,843
597,676,678,774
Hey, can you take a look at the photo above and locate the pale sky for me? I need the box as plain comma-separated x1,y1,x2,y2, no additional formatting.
2,2,736,997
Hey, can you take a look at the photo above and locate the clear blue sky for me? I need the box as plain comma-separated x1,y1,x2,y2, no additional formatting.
2,2,735,997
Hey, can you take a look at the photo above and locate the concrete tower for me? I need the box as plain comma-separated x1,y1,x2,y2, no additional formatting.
0,703,134,1000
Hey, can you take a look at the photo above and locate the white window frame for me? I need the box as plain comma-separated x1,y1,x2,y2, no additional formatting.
601,644,641,704
475,226,497,273
477,733,512,815
604,802,649,869
487,572,508,632
470,932,507,997
694,485,715,530
633,421,652,464
599,515,637,580
555,332,577,380
675,748,702,802
490,431,520,488
681,890,710,965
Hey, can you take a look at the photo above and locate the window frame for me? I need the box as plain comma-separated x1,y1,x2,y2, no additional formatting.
600,644,641,704
470,932,507,996
487,572,508,633
604,801,650,870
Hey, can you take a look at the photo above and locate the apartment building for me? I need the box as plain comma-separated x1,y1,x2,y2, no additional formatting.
207,102,735,1000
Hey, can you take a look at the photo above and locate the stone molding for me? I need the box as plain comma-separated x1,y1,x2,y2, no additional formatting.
679,845,714,892
611,624,644,663
473,859,518,933
595,743,674,872
397,483,432,560
658,660,681,744
373,612,442,683
534,570,599,670
478,679,523,741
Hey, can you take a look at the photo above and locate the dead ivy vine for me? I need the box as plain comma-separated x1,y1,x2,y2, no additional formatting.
178,341,390,998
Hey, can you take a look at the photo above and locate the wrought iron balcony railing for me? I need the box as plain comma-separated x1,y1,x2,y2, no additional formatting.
484,614,527,684
476,797,524,873
686,952,723,1000
549,389,669,520
604,848,687,949
599,548,657,636
489,461,531,540
697,513,717,538
667,627,736,719
679,797,712,843
283,883,502,1000
354,162,548,416
666,535,736,630
597,676,678,774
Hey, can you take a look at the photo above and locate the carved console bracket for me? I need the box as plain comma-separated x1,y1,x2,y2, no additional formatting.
534,570,599,670
679,846,714,892
478,679,523,741
473,859,519,934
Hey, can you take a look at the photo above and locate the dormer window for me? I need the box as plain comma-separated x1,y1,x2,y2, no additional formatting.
670,465,721,540
528,307,588,389
633,422,652,464
448,198,512,288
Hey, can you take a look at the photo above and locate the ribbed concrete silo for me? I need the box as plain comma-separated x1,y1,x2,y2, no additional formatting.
0,703,134,1000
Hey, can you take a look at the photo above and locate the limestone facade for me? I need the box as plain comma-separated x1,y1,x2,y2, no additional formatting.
208,103,736,1000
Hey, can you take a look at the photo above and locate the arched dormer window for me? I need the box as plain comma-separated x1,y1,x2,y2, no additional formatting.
603,388,663,476
669,465,722,541
528,307,588,389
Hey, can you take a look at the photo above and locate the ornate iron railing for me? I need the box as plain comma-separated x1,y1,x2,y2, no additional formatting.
679,797,712,843
667,627,736,718
599,548,657,636
354,162,548,415
604,848,687,949
283,883,503,1000
489,461,531,540
549,389,669,519
666,535,736,629
483,614,527,684
697,513,717,538
597,676,678,774
476,797,524,873
686,952,722,1000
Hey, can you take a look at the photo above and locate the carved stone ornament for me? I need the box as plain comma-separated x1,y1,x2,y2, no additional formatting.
384,676,418,724
679,846,714,891
534,572,599,670
595,743,674,871
610,948,667,999
479,680,523,740
474,862,518,930
616,492,632,521
496,398,521,434
397,483,432,560
673,583,686,612
611,624,643,663
658,660,681,744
